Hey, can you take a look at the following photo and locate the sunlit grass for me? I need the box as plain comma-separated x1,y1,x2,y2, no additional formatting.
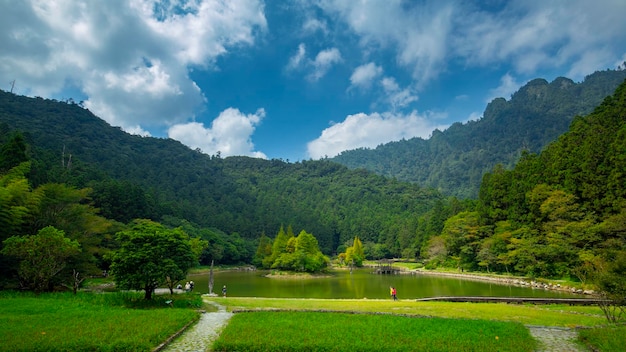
0,291,201,351
578,325,626,351
210,297,606,327
213,311,536,352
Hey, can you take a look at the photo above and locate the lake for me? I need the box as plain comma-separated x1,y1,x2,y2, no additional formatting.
186,268,580,300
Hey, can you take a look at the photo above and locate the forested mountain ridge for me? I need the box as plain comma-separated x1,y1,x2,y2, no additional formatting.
457,77,626,278
0,90,451,257
332,69,626,199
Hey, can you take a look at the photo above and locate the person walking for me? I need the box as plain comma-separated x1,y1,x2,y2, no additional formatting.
222,285,227,297
392,287,398,300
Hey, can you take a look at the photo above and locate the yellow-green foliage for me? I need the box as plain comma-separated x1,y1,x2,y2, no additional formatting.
212,297,606,327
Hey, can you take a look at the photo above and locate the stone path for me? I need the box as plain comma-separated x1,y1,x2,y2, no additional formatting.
527,326,588,352
161,300,233,352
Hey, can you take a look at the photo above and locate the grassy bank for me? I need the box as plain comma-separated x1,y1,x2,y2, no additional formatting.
213,311,536,352
211,297,606,327
208,297,626,352
0,291,201,352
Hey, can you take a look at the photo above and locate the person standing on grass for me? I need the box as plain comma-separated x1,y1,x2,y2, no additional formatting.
390,286,394,300
222,285,227,297
392,287,398,300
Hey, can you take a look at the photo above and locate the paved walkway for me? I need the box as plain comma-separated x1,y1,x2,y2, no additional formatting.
527,326,588,352
161,300,233,352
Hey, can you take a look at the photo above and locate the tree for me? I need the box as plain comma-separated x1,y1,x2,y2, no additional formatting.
0,132,28,172
253,232,272,268
269,229,329,272
586,249,626,323
343,236,364,267
1,226,81,292
110,219,196,300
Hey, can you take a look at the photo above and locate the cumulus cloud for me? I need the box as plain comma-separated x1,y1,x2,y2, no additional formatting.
318,0,626,85
287,43,307,70
168,108,267,158
287,44,342,81
486,73,523,102
309,48,342,81
349,62,383,90
302,17,328,35
307,110,447,159
0,0,266,132
381,77,419,110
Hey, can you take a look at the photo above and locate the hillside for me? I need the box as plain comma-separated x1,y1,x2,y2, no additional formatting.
455,77,626,278
0,90,446,256
332,69,626,199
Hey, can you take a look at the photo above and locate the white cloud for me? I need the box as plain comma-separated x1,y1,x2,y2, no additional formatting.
307,110,447,159
381,77,418,110
319,0,626,84
349,62,383,90
302,18,328,35
287,43,307,70
487,73,523,102
286,44,342,81
0,0,266,132
168,108,267,158
308,47,342,81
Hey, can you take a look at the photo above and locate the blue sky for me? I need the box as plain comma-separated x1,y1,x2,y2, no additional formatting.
2,1,625,161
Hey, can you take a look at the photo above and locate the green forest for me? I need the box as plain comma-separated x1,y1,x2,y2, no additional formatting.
0,71,625,296
332,70,626,198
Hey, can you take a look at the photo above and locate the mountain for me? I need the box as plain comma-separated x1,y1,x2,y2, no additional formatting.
0,91,446,256
461,76,626,278
331,70,626,199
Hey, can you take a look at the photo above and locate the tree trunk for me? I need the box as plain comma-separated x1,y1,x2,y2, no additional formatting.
144,285,153,300
209,260,214,295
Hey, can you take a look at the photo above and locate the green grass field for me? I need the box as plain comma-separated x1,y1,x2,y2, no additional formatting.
0,291,201,352
212,297,607,327
1,291,623,351
213,311,536,352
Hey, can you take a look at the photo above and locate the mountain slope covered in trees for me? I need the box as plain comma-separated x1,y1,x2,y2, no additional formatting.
430,77,626,279
0,90,449,258
332,70,626,199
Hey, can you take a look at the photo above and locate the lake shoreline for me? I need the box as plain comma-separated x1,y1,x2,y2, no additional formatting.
188,265,594,296
403,268,593,296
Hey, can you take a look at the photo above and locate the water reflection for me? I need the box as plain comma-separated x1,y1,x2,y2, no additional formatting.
186,268,579,300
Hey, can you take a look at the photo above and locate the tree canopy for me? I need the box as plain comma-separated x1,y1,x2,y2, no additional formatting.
110,219,197,299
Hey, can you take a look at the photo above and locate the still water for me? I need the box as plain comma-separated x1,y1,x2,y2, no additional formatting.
186,268,579,300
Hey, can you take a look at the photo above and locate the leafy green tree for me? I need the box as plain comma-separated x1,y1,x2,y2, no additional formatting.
343,236,365,267
587,249,626,323
0,162,36,243
1,226,80,292
110,219,196,299
253,232,272,268
0,132,28,172
263,225,289,268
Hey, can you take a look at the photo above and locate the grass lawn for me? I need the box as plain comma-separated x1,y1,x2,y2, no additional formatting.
212,297,607,327
0,291,201,352
213,311,535,352
578,325,626,351
209,297,625,352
